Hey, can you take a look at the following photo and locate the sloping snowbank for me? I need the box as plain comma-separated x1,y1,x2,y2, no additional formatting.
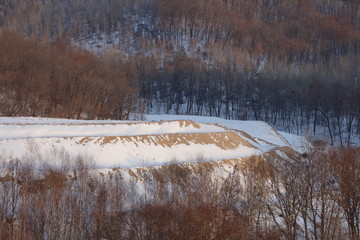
0,120,225,140
146,115,307,152
0,115,307,168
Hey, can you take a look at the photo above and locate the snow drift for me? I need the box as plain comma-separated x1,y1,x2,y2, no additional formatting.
0,115,307,169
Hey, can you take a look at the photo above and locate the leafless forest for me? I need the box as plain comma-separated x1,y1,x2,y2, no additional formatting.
0,32,137,120
0,0,360,144
0,147,359,239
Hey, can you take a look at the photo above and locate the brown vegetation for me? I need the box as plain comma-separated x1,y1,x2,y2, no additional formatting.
0,31,138,119
0,146,359,239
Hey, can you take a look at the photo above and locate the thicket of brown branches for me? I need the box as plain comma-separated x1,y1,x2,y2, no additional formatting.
0,31,138,119
0,147,359,240
1,0,359,58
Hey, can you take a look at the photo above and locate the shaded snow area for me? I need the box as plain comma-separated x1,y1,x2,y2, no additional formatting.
0,115,307,168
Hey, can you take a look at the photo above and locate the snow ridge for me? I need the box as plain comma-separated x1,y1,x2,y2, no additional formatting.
0,115,307,168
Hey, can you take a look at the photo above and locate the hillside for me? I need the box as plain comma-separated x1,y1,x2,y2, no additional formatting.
0,1,359,146
0,0,359,238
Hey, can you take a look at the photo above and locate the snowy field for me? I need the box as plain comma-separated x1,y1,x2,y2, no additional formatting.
0,115,307,168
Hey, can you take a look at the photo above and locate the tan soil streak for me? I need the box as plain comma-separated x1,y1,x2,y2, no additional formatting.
77,131,257,150
114,157,266,182
234,130,259,144
266,146,302,161
203,122,272,145
78,137,94,145
110,151,295,183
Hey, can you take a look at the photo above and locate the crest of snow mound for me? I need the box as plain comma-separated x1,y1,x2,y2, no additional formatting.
0,116,306,168
0,119,226,140
0,131,260,168
83,131,257,150
146,115,307,152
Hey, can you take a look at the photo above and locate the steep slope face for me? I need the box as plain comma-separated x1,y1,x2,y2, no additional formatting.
0,115,307,169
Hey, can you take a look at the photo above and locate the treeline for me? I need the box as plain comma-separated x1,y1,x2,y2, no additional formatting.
1,1,360,143
1,0,359,62
1,31,360,144
0,31,138,119
136,52,360,145
0,147,359,239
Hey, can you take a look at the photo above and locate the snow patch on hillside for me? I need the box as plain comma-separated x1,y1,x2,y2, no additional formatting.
0,115,307,168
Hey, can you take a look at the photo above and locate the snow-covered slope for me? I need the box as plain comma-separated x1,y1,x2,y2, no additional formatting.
0,115,307,168
0,120,225,140
146,115,307,152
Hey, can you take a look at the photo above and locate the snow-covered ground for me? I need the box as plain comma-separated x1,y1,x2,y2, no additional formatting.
146,115,307,151
0,115,307,168
0,119,225,140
